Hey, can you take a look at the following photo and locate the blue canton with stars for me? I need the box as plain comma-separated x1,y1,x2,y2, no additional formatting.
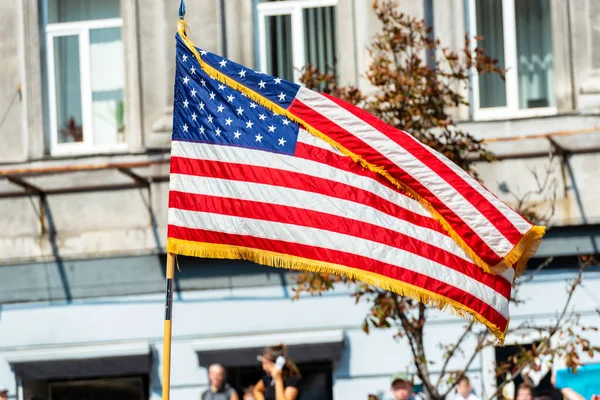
173,34,301,155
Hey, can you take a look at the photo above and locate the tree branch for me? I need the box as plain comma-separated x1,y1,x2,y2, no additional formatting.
435,320,475,391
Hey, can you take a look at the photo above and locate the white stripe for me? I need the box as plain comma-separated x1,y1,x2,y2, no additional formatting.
169,208,510,318
295,87,513,257
297,128,343,155
171,140,430,217
170,173,473,263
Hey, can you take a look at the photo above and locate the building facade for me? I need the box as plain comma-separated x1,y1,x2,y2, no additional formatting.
0,0,599,399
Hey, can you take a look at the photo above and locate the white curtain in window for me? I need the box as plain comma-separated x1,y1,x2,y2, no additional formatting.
515,0,555,109
90,28,126,146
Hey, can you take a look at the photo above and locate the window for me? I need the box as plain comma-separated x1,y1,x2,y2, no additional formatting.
257,0,338,83
468,0,556,119
42,0,126,154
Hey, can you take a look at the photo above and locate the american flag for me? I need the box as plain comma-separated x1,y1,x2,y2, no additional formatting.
168,32,544,340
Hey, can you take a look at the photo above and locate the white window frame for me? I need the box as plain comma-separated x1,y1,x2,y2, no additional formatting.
257,0,338,83
467,0,557,120
45,16,125,155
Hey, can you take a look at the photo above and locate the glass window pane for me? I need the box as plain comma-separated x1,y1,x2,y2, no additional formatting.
515,0,555,109
90,27,126,146
54,35,83,144
475,0,507,108
48,0,120,23
265,14,293,81
591,1,600,69
303,6,337,76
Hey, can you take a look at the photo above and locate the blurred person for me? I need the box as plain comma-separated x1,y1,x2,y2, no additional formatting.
453,376,479,400
202,363,239,400
253,344,301,400
390,372,415,400
516,383,535,400
0,389,7,400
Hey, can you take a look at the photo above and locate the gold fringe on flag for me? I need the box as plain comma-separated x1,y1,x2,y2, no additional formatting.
175,20,544,278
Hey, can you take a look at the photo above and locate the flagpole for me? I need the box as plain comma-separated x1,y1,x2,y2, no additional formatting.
162,252,175,400
162,3,186,399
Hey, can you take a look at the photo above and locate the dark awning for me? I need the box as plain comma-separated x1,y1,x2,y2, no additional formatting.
3,342,152,380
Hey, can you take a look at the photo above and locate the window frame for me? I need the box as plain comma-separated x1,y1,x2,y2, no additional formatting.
256,0,338,83
467,0,558,121
44,10,126,155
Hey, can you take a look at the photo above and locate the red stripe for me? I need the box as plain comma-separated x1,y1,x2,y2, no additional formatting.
168,224,508,332
169,191,511,296
318,93,524,243
170,156,446,234
289,99,503,266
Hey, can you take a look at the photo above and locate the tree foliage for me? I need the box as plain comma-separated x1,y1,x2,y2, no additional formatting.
294,2,598,399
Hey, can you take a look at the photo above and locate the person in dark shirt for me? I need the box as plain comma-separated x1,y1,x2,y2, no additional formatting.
252,344,301,400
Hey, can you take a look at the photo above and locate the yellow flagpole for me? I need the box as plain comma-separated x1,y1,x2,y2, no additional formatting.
162,253,175,400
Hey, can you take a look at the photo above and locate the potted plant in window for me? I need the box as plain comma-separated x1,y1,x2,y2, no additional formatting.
60,117,83,143
116,100,126,143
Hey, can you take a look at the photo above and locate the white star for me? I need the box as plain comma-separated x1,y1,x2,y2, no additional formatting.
183,76,190,84
239,69,246,78
218,84,226,90
209,92,216,100
246,121,254,129
225,117,232,126
273,111,279,116
219,59,227,68
233,130,241,139
236,107,244,115
183,99,189,108
201,79,206,87
278,137,286,146
258,114,267,121
199,101,205,110
249,102,257,108
274,77,282,84
182,54,188,62
190,66,196,74
268,125,276,133
255,133,263,142
215,127,221,136
190,88,197,97
227,94,235,103
199,126,205,134
278,92,286,101
241,92,248,97
182,124,188,132
258,80,266,89
217,104,225,113
191,112,197,121
207,115,213,123
200,50,208,55
282,119,290,125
